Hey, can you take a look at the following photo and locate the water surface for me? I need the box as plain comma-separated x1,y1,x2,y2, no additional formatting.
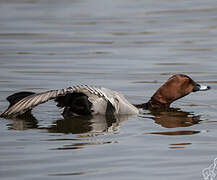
1,0,217,180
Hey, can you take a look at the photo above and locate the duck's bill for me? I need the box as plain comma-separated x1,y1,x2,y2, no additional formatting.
199,85,211,91
193,83,211,92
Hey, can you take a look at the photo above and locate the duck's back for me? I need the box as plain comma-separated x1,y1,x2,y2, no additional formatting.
101,87,139,115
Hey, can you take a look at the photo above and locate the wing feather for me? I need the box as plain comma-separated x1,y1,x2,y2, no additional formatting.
0,85,112,118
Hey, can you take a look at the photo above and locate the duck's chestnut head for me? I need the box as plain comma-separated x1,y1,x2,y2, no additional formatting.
148,74,210,109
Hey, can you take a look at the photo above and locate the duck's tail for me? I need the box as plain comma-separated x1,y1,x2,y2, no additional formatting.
0,91,35,118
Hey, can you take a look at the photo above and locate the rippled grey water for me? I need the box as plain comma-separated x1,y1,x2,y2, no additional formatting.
1,0,217,179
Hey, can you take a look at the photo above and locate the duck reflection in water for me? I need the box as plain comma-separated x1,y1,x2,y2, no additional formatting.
48,114,132,134
148,107,201,128
7,107,201,136
7,111,132,135
143,107,201,136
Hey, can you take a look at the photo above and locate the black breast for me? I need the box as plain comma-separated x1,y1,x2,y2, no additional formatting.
55,93,92,116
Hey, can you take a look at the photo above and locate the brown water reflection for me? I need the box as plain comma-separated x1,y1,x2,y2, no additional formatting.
149,108,201,128
142,108,202,136
169,142,192,149
148,130,200,136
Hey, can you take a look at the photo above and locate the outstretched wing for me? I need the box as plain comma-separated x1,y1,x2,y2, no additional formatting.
0,85,112,118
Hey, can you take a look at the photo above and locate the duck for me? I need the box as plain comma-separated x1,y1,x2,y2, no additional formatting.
0,74,210,118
